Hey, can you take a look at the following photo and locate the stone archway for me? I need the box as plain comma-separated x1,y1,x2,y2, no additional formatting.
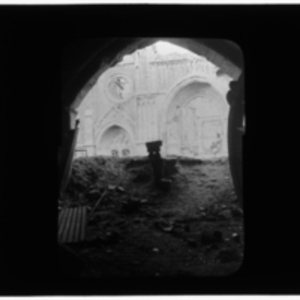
98,125,134,157
66,38,242,129
164,80,229,158
62,37,244,205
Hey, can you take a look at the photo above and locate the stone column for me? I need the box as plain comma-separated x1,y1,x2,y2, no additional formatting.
227,73,244,207
84,108,94,157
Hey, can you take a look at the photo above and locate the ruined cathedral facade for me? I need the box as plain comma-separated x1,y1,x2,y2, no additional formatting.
75,44,233,159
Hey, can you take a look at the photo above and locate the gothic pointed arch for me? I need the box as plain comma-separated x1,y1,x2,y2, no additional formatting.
162,77,229,158
96,123,135,157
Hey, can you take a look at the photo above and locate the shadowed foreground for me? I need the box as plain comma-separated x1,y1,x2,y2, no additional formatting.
59,156,243,278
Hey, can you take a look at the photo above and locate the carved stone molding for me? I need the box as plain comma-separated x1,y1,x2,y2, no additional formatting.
95,106,135,134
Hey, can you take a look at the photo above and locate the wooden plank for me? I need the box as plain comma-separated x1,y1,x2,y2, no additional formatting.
74,206,82,243
89,189,107,218
58,208,71,243
67,207,78,243
58,208,67,228
80,206,87,242
61,208,74,244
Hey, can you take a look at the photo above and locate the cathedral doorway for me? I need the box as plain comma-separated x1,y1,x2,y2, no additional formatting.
165,81,228,158
98,125,134,157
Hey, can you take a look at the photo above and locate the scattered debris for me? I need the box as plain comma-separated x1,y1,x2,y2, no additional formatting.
144,208,157,218
108,185,116,191
140,199,148,204
121,197,140,214
116,186,125,193
155,218,174,232
63,156,243,278
89,189,108,218
218,209,232,219
232,232,241,243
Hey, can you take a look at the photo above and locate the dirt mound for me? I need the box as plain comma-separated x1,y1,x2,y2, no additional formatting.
59,155,243,278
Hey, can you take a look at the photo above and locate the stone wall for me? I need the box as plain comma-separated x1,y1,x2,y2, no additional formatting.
75,44,232,159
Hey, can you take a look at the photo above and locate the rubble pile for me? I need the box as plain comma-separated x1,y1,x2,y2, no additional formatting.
60,155,244,278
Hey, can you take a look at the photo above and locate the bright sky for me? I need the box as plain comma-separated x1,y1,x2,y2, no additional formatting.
154,41,192,55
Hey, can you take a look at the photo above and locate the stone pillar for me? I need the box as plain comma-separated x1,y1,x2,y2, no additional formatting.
84,108,94,157
227,73,244,207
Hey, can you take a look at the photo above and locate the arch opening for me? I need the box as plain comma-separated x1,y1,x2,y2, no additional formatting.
98,125,134,157
164,80,229,159
60,38,244,278
72,39,238,159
